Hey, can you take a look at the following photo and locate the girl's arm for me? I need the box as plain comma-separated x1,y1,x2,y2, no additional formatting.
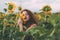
19,24,23,32
18,18,23,32
26,24,37,32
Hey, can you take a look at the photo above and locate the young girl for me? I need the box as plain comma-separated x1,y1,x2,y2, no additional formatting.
18,9,38,32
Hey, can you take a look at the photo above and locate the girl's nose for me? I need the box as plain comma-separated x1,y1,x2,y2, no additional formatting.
23,16,26,19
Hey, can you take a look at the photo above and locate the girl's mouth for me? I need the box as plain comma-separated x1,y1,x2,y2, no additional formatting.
24,17,26,19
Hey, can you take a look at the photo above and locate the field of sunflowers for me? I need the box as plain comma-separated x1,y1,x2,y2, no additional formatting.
0,2,60,40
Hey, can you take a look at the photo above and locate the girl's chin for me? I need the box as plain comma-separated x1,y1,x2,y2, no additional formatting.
23,19,28,22
23,19,27,22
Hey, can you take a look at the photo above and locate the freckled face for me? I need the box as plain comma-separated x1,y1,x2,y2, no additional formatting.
21,11,30,22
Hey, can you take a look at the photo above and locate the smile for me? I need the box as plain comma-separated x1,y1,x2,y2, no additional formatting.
24,17,26,19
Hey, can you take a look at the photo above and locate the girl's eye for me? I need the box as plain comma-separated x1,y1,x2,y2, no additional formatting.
25,13,28,16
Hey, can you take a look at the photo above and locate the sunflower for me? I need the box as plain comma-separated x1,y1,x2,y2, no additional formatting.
0,15,2,19
44,11,52,15
42,5,52,15
20,13,23,17
15,13,20,20
8,2,16,13
20,13,26,21
18,6,22,11
36,14,42,21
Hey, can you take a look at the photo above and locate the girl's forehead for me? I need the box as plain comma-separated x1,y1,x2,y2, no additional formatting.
22,11,28,14
22,11,27,13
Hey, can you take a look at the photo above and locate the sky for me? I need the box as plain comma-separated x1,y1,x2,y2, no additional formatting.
0,0,60,12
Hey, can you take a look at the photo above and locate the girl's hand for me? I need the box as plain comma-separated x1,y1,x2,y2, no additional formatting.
18,18,23,25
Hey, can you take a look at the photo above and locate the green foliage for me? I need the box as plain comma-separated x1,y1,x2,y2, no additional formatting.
4,8,7,12
0,13,60,40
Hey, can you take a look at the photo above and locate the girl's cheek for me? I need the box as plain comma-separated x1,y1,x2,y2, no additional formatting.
27,16,29,19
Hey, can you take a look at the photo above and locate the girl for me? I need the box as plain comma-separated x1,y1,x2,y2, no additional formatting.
18,9,38,32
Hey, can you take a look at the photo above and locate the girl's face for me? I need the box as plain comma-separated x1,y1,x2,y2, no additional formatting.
21,11,30,22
